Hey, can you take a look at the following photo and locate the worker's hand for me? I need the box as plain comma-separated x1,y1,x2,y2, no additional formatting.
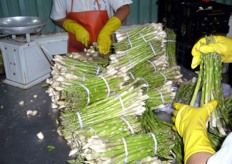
97,16,121,55
191,36,232,69
63,19,90,47
172,100,218,163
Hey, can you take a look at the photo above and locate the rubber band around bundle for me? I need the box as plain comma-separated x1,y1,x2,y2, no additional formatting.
116,94,126,116
121,117,135,135
126,51,134,69
121,137,128,163
96,65,101,76
149,42,157,56
129,72,135,79
154,88,165,104
98,75,111,98
78,84,90,107
126,32,133,48
82,72,86,82
63,67,68,75
71,60,78,70
170,150,176,159
88,127,98,136
76,112,84,129
166,40,176,43
159,71,167,84
148,60,157,72
167,56,176,59
72,133,82,148
138,32,147,42
148,133,158,156
139,77,150,92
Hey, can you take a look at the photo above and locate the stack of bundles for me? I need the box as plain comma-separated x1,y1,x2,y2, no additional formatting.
47,23,184,164
110,24,182,111
46,47,108,109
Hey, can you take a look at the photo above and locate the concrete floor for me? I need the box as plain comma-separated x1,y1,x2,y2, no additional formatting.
0,74,71,164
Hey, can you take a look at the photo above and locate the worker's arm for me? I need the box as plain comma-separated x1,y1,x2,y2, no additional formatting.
97,4,130,55
172,100,218,164
52,17,90,47
187,152,213,164
52,18,66,29
114,4,130,22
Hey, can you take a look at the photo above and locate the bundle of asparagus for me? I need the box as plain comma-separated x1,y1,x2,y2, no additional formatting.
141,109,176,160
173,79,196,105
132,66,183,89
128,55,170,77
114,23,166,52
164,28,177,67
146,81,176,111
190,36,227,138
224,94,232,130
101,41,166,77
59,80,148,132
46,54,106,109
76,110,175,163
80,133,173,164
61,75,127,110
60,115,143,158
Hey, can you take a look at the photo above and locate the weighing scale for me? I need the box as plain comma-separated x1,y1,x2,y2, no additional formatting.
0,16,68,89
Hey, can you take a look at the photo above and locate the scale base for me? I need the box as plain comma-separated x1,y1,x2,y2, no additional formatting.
3,74,50,89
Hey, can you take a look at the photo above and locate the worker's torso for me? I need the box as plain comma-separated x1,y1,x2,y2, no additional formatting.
67,0,109,52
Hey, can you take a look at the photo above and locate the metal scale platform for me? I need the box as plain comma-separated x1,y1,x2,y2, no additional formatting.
0,16,67,89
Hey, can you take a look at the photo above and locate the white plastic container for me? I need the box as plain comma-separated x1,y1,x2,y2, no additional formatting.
35,33,68,61
0,39,51,89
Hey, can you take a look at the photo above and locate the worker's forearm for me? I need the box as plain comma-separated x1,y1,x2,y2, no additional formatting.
114,4,130,23
52,18,66,29
187,152,213,164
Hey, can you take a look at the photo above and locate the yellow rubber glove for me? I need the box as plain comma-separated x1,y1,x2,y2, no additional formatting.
97,16,121,55
172,100,218,164
191,36,232,69
63,19,90,46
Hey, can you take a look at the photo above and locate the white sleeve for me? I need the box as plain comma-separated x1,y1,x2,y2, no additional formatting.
108,0,133,12
207,132,232,164
50,0,68,20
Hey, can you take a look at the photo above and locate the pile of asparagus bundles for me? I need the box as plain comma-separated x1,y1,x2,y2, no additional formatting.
46,23,184,163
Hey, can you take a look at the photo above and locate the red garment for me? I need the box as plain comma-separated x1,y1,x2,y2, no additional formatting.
66,0,109,52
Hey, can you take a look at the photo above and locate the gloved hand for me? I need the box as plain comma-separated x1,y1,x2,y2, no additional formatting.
172,100,218,164
97,16,121,55
63,19,90,46
191,36,232,69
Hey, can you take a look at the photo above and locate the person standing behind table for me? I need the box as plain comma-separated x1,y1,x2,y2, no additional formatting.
50,0,132,54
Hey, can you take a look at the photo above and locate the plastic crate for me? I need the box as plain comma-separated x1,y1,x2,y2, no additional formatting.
158,0,201,31
175,41,193,70
158,0,174,28
176,1,232,44
229,64,232,87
